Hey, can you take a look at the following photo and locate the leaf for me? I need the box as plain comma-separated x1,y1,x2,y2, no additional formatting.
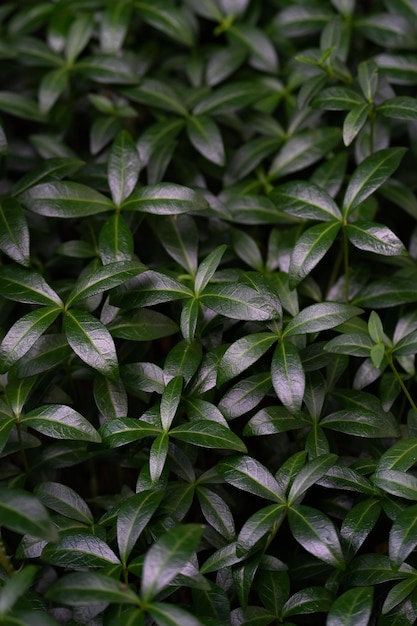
324,333,373,357
11,333,71,378
237,503,286,557
136,1,195,47
149,432,169,483
112,270,193,308
347,221,406,256
159,214,198,275
160,376,182,431
327,587,374,626
42,531,120,568
342,148,407,216
39,66,69,113
63,308,119,379
284,303,363,338
21,181,114,218
383,578,417,615
0,196,30,266
35,481,93,526
45,572,139,605
0,91,45,122
109,308,178,342
147,602,203,626
100,417,162,448
194,245,227,294
268,128,341,180
313,87,364,110
343,102,371,146
340,499,382,560
66,260,145,307
270,181,342,222
99,213,134,264
348,554,412,586
94,375,128,419
218,372,271,419
282,587,334,618
287,454,337,506
196,487,235,540
0,487,57,541
193,81,266,115
244,406,306,436
226,136,282,184
12,157,85,197
117,490,164,564
374,470,417,501
170,421,247,453
288,221,341,288
107,130,141,207
321,409,400,438
123,79,188,115
122,183,208,215
0,565,38,615
100,1,131,53
64,13,94,63
271,341,305,413
141,524,203,601
358,59,379,101
288,505,345,568
186,115,225,166
218,333,277,386
21,404,101,443
0,306,61,373
389,504,417,568
217,455,285,503
201,283,280,321
0,265,62,306
75,54,137,84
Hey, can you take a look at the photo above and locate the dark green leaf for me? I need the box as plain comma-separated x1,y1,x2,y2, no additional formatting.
283,587,334,618
0,487,57,541
378,96,417,120
21,182,114,217
218,372,271,419
218,333,277,386
271,341,305,413
340,499,382,559
76,54,137,84
170,421,247,452
122,183,208,215
0,565,38,615
288,505,345,568
196,487,235,540
108,130,141,207
324,333,373,357
136,1,195,47
313,87,364,110
358,59,379,101
193,81,267,115
112,270,193,308
389,504,417,568
374,470,417,501
42,531,120,568
186,115,225,166
149,431,169,482
147,602,203,626
287,454,337,506
327,587,374,626
99,213,134,264
217,455,285,503
159,214,198,275
100,417,162,448
0,265,62,306
383,578,417,615
12,158,85,197
109,308,178,341
348,554,412,586
46,572,139,605
0,91,45,122
11,334,71,378
21,404,101,443
35,481,93,525
347,221,406,256
244,406,306,436
321,409,400,438
39,66,69,114
94,375,128,419
288,221,341,288
271,181,342,222
117,490,164,564
284,303,363,338
201,283,280,321
123,79,188,115
237,503,286,557
343,102,371,146
0,196,30,266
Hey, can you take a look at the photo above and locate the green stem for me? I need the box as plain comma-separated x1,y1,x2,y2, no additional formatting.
0,532,14,576
388,356,417,414
343,224,350,304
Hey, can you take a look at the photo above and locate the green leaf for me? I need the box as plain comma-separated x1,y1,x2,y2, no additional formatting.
374,470,417,501
75,54,137,84
136,1,195,47
194,245,227,294
109,308,178,342
201,283,280,321
244,406,306,436
268,128,341,180
0,306,61,373
117,490,164,564
43,531,120,568
287,454,337,506
0,487,57,541
186,115,225,166
0,565,38,615
270,181,342,222
0,91,45,122
94,375,128,419
64,13,94,63
200,542,245,574
107,130,141,208
66,261,145,307
147,602,203,626
100,417,161,447
21,182,114,217
100,1,131,53
217,455,285,503
12,157,85,197
327,587,374,626
284,303,363,338
383,577,417,615
193,81,266,115
257,569,290,619
288,505,345,568
63,308,119,379
39,66,69,114
378,96,417,120
343,102,371,146
123,79,188,115
389,504,417,568
170,420,247,452
378,439,417,473
271,341,305,413
226,136,282,184
0,196,30,266
324,333,373,357
196,487,235,540
99,213,134,264
348,554,412,586
21,404,101,443
347,221,406,256
160,376,182,431
11,333,71,379
218,333,277,386
321,409,400,438
288,221,341,288
0,265,62,307
112,270,193,308
342,148,407,217
45,572,139,606
340,499,382,560
122,183,208,215
36,481,93,525
282,587,334,618
141,524,203,601
149,431,169,483
237,503,286,557
218,372,271,419
358,59,379,101
313,87,364,110
228,24,278,73
159,214,198,275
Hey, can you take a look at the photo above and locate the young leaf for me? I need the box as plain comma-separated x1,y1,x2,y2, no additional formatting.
342,148,407,217
346,222,406,256
21,182,115,217
141,524,204,601
108,130,141,207
288,505,345,568
327,587,374,626
271,340,305,414
99,213,134,265
288,221,341,288
217,455,285,503
0,487,57,541
0,196,30,266
21,404,101,443
63,308,119,379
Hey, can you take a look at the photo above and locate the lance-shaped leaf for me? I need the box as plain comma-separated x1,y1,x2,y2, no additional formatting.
141,524,204,601
0,306,61,373
194,245,227,295
159,214,198,275
271,181,342,222
340,499,382,560
201,283,280,321
0,91,46,122
36,481,93,525
244,406,306,436
347,554,412,586
39,66,69,114
45,572,139,606
321,409,400,438
284,303,363,338
186,115,225,166
382,577,417,615
99,213,134,264
100,417,162,448
170,421,247,453
218,372,271,419
117,490,164,565
63,309,119,379
123,78,188,115
66,261,146,307
193,81,266,115
0,565,38,615
343,102,371,146
342,148,407,217
282,587,334,618
287,454,337,506
11,158,85,197
112,270,193,308
0,196,30,266
324,333,373,357
288,221,341,288
94,375,128,419
147,602,204,626
313,87,364,110
0,487,57,541
327,587,374,626
121,183,207,214
271,341,305,413
21,404,101,443
11,334,71,379
42,533,120,568
346,221,406,256
352,276,417,308
218,333,277,386
389,503,417,568
149,432,169,483
160,376,182,431
374,470,417,501
0,265,62,306
21,182,115,217
288,505,345,568
108,130,141,207
237,503,286,557
217,455,285,503
197,487,235,540
109,308,178,342
229,23,278,73
378,96,417,119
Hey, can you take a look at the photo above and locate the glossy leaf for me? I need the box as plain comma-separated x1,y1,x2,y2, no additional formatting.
0,487,57,541
0,196,30,266
46,572,139,605
237,503,286,557
109,308,178,342
288,505,345,568
271,340,305,413
340,499,382,560
282,586,334,618
284,303,363,338
287,454,337,506
98,213,134,264
100,417,162,448
186,115,225,166
321,409,400,438
343,102,371,146
117,490,164,564
347,222,406,256
327,587,374,626
201,283,280,321
288,221,341,288
170,420,247,452
35,481,93,525
108,130,141,207
0,265,62,306
122,183,208,215
21,182,115,217
218,333,277,386
217,455,285,503
147,602,203,626
271,181,342,222
21,404,101,443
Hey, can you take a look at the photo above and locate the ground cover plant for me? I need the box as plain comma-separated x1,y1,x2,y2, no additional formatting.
2,0,417,624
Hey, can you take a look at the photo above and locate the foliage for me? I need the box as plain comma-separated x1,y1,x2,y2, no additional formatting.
1,0,417,624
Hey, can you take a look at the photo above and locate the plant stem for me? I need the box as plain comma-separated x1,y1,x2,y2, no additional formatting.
387,356,417,414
